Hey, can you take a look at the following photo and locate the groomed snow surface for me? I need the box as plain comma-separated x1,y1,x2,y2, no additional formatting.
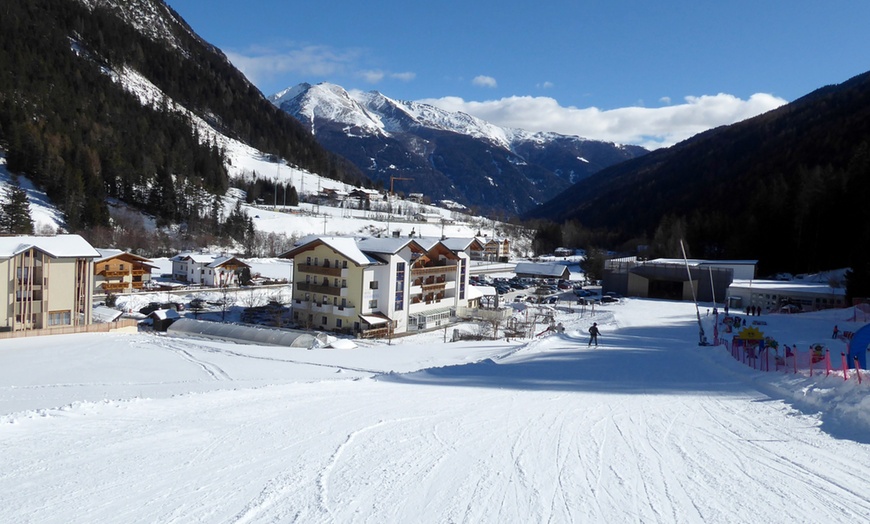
3,298,870,523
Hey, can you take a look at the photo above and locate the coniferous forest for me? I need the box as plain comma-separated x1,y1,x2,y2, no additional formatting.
526,71,870,280
0,0,366,235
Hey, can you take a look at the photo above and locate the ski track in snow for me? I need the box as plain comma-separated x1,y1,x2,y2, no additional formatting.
3,299,870,523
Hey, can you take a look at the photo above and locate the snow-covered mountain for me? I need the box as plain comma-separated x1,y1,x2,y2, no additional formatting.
271,83,647,215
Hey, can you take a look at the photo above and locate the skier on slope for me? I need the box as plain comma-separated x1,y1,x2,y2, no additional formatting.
587,322,600,347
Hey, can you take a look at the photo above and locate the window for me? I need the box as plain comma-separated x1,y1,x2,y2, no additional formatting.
314,257,319,266
306,256,311,265
369,299,378,309
369,281,379,289
48,310,71,326
306,275,311,283
395,262,405,310
120,264,125,270
342,279,347,288
335,259,339,269
322,316,328,325
334,278,340,287
336,319,343,328
342,260,348,268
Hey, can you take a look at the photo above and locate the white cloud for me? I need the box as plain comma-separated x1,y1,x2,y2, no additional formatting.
390,71,416,82
225,44,361,86
538,81,554,89
360,70,385,83
659,96,672,105
418,92,787,149
472,75,498,88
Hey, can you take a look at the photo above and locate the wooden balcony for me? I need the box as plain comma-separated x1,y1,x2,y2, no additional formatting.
101,282,129,291
422,282,447,292
297,263,342,277
103,270,129,277
296,281,344,296
411,265,456,277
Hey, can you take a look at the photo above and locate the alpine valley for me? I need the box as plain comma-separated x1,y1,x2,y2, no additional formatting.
269,83,647,216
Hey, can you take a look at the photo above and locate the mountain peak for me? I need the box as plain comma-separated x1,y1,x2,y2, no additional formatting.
269,82,647,215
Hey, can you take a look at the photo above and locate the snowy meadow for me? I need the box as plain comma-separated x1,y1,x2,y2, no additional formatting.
2,297,870,523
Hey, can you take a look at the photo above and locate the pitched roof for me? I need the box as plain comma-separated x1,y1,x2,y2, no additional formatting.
0,234,100,259
207,255,250,269
281,236,379,266
514,262,571,278
95,248,159,267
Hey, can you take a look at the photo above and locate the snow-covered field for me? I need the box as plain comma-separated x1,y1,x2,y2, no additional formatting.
3,298,870,523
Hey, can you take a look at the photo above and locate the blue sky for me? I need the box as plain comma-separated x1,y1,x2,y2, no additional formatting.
166,1,870,148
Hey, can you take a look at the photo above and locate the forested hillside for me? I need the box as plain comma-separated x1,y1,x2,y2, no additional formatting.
526,71,870,277
0,0,365,233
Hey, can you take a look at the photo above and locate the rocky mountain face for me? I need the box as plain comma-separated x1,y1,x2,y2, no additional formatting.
271,83,647,216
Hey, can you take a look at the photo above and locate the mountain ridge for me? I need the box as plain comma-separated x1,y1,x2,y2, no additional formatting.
270,82,647,215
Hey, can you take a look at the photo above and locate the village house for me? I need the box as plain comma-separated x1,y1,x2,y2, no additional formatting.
170,252,251,287
480,238,511,262
280,235,472,337
94,249,158,294
0,234,99,332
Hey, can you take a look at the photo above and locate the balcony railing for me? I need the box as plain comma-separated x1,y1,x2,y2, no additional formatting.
421,282,447,292
102,270,129,277
102,282,129,291
296,282,344,295
411,265,456,277
297,263,343,277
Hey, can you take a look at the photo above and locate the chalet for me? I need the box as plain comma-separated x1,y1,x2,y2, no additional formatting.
319,188,349,202
0,235,99,332
280,235,471,337
94,249,158,294
170,252,251,287
481,238,510,262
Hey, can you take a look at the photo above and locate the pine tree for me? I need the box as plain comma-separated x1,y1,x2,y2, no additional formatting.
0,181,34,234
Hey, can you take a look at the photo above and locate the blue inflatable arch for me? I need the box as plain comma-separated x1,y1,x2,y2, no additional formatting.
848,323,870,369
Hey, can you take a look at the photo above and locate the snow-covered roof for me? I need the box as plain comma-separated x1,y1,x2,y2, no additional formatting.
0,235,100,259
439,237,479,251
514,262,570,278
283,236,379,266
729,279,847,296
92,305,123,323
171,252,223,264
207,255,250,269
95,248,159,267
149,308,180,320
650,258,758,267
473,285,497,296
95,248,124,260
356,236,418,255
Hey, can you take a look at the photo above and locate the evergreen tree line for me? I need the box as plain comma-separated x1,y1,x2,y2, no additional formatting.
526,71,870,280
0,0,365,233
